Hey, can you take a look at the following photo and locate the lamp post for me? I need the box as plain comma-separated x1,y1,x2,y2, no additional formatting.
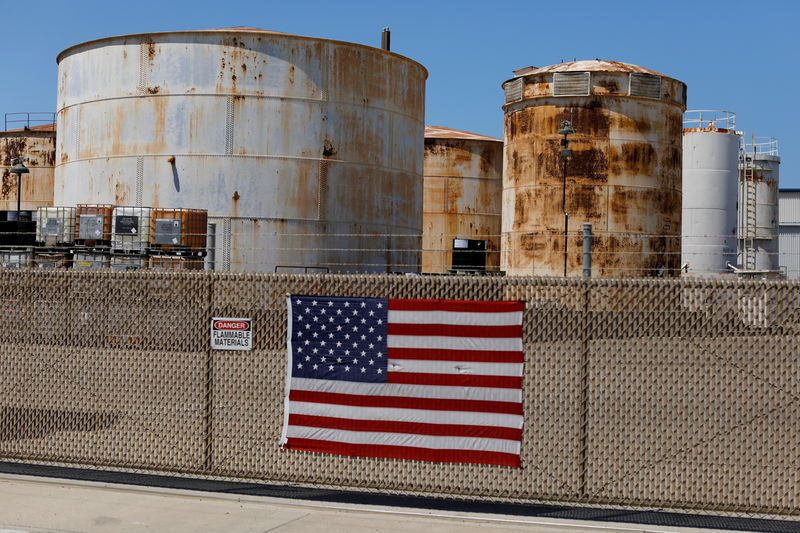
9,157,30,218
558,121,574,277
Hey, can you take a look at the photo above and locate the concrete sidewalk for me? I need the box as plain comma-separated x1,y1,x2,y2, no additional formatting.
0,473,778,533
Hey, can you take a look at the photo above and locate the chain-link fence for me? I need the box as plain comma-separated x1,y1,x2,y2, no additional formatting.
0,270,797,515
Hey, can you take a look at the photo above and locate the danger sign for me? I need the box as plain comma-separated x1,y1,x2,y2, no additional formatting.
211,317,252,350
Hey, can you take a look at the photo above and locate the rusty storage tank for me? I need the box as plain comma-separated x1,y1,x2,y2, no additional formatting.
422,126,503,273
54,28,427,273
739,137,780,274
681,110,740,276
501,60,686,277
1,123,56,212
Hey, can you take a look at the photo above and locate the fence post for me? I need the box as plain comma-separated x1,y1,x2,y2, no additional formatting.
202,276,215,471
582,223,592,278
578,278,591,497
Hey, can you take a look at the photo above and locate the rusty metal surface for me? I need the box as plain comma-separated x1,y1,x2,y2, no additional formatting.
0,131,56,211
501,61,686,277
424,125,501,142
0,271,798,516
423,128,502,273
512,60,671,78
54,29,427,273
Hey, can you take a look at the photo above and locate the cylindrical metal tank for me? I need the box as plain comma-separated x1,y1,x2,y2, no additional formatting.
739,138,780,273
422,126,503,273
681,110,740,276
1,124,56,212
501,60,686,277
54,28,427,273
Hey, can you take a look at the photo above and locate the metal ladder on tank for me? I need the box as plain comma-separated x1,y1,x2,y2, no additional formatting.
741,139,757,271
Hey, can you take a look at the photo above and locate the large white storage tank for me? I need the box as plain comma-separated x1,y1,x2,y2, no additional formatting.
681,111,740,276
739,137,780,274
54,28,427,273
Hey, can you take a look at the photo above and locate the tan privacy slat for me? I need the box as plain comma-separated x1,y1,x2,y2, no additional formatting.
0,271,797,515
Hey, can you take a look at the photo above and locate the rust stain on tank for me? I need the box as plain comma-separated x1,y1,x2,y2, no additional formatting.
513,189,533,229
146,40,156,61
594,80,619,95
619,142,656,175
1,137,26,165
114,181,128,204
146,86,160,94
1,169,14,198
232,190,240,218
322,140,337,158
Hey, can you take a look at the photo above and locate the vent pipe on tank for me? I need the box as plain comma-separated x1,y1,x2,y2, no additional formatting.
381,27,390,51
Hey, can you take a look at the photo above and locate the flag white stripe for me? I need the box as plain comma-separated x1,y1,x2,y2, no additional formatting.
286,425,521,454
289,401,524,429
389,309,523,326
290,377,522,403
388,335,522,352
387,359,523,377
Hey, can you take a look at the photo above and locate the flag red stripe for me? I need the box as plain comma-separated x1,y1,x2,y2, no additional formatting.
388,347,523,363
388,372,522,389
284,438,521,467
388,299,525,313
289,389,523,415
288,414,522,440
387,323,522,338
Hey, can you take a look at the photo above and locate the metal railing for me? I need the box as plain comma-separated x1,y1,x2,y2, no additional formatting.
683,109,736,130
746,136,779,156
3,112,56,132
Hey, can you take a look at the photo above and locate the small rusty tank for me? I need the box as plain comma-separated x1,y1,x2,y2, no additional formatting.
501,60,686,277
422,126,503,273
0,123,56,212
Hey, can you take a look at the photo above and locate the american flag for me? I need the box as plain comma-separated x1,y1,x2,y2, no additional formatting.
281,296,525,467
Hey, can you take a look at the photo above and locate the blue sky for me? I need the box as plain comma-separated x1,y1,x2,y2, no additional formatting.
2,0,797,185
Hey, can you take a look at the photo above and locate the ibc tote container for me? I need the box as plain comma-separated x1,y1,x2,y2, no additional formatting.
34,252,72,269
73,251,111,270
111,206,152,253
36,207,76,246
76,204,114,246
151,208,207,252
0,250,33,268
111,254,147,271
149,255,204,270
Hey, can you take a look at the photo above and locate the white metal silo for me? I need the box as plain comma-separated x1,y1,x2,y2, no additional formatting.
681,110,740,276
54,28,427,273
738,137,781,275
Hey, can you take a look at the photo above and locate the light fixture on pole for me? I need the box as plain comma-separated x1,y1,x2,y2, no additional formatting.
9,157,30,217
558,121,573,277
